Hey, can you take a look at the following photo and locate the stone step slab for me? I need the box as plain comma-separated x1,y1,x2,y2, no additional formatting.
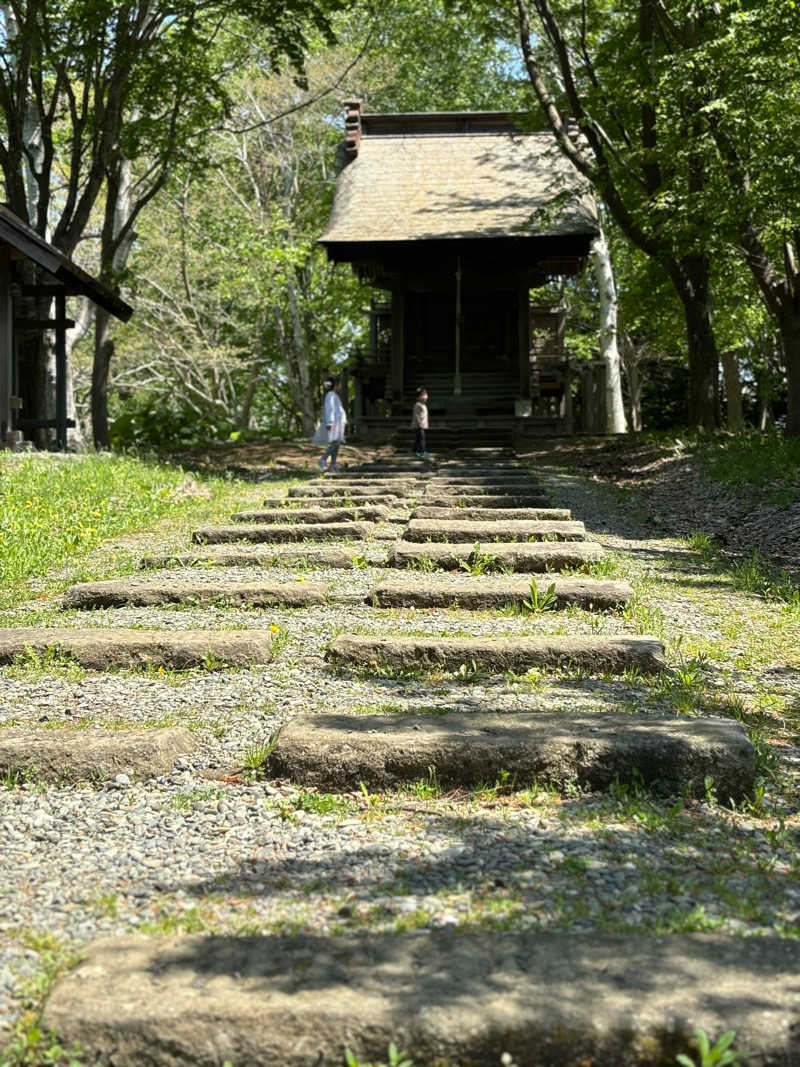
139,547,388,570
368,576,633,610
63,579,330,611
0,628,274,670
42,931,799,1066
288,484,410,498
267,711,753,799
404,518,586,543
426,485,548,498
413,506,571,521
326,634,666,675
428,476,541,486
423,494,553,508
265,495,401,508
390,540,604,572
192,522,370,545
0,727,196,784
319,477,423,486
231,506,389,524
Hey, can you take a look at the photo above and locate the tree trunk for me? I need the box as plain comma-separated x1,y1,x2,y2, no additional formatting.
64,298,93,450
720,349,745,431
620,333,643,431
591,231,626,433
665,256,719,430
92,306,114,449
286,275,316,436
92,154,136,449
777,304,800,437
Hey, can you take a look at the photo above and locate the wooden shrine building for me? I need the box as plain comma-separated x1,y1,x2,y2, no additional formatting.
0,205,133,449
320,105,603,442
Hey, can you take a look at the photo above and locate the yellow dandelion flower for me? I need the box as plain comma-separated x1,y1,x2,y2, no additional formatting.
269,624,280,633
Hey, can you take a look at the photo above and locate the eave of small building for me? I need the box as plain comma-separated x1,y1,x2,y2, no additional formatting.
0,206,133,321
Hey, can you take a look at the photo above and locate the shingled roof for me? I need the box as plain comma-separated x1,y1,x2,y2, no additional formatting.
320,111,598,249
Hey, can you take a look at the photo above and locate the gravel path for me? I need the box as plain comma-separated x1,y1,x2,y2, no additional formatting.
1,457,798,1047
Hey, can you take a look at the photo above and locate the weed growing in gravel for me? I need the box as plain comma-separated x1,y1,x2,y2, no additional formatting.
242,729,282,778
661,904,725,933
171,787,223,810
621,595,667,638
676,1028,749,1067
139,906,212,936
453,659,487,683
285,791,352,818
503,666,546,690
344,1042,414,1067
460,544,503,576
268,624,290,656
405,556,436,573
3,645,85,682
1,765,48,792
688,532,799,610
0,930,84,1067
403,765,443,800
472,768,518,800
651,652,710,715
521,579,557,615
729,552,799,609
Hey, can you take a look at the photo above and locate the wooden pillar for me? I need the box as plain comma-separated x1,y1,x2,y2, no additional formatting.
390,287,405,404
0,248,11,442
55,291,68,450
518,285,530,398
563,360,573,431
454,257,462,396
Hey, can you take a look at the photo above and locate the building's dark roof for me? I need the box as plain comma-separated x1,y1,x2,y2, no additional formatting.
0,206,133,321
320,111,598,247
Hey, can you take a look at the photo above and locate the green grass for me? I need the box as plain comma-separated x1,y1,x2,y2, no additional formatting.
689,532,799,609
0,931,84,1067
0,453,267,608
697,432,800,505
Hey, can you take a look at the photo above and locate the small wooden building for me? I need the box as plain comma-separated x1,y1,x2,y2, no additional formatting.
320,106,603,442
0,205,133,449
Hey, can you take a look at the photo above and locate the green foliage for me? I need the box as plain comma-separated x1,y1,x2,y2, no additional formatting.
459,543,503,576
110,393,231,450
242,729,283,777
676,1029,749,1067
0,933,84,1067
4,645,85,682
521,579,557,615
698,434,800,504
404,765,443,800
344,1043,413,1067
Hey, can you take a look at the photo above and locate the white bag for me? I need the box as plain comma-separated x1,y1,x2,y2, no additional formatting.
311,421,327,446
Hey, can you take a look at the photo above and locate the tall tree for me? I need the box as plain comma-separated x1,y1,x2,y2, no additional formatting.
514,0,723,429
687,0,800,435
0,0,341,443
591,228,626,433
113,49,365,442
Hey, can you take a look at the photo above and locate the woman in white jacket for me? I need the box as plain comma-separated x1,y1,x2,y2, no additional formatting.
318,376,347,471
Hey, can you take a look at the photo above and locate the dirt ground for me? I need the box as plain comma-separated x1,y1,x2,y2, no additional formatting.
521,436,800,575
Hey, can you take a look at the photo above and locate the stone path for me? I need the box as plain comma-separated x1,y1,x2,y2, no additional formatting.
1,453,797,1065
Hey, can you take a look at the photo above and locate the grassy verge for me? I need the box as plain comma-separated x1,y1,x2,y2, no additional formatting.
0,452,282,609
694,432,800,506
